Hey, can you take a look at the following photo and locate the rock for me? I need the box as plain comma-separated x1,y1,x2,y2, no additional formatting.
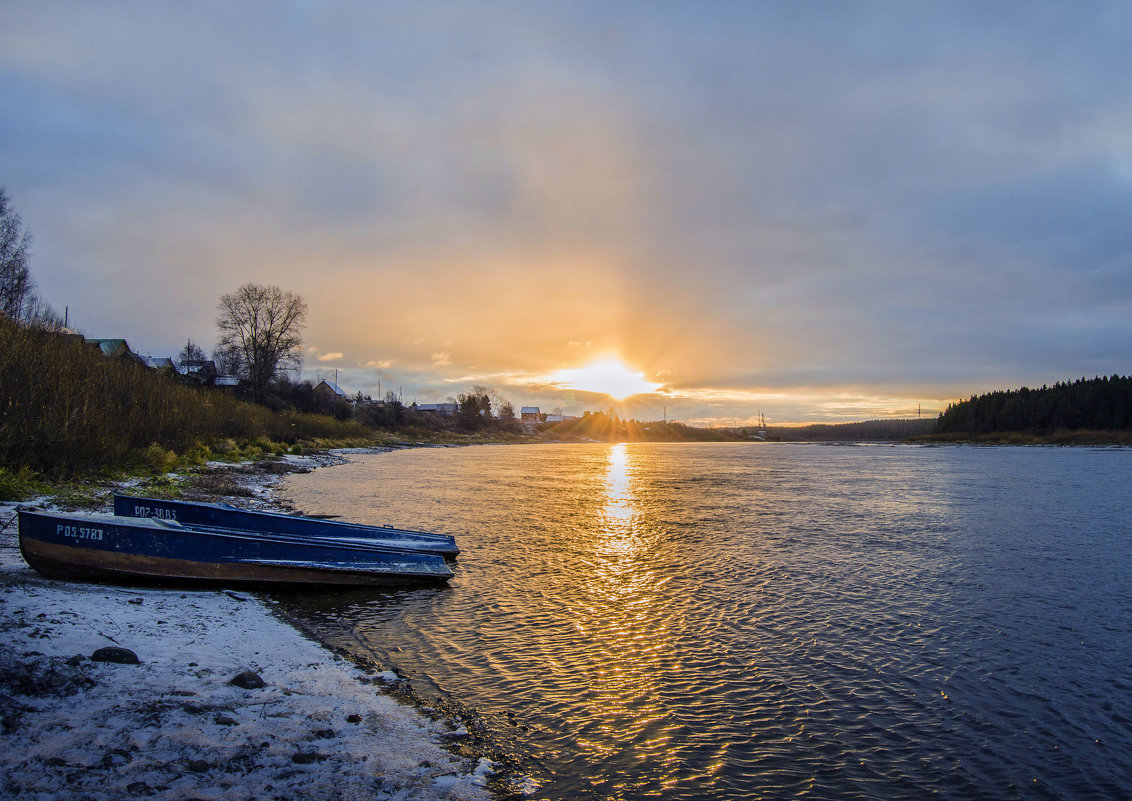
91,647,140,665
228,670,266,689
126,781,151,795
101,749,132,768
292,752,325,764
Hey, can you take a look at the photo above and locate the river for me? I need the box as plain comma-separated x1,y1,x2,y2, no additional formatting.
278,443,1132,800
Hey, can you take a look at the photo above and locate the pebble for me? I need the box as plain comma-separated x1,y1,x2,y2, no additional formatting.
228,670,266,689
292,752,325,764
91,646,140,665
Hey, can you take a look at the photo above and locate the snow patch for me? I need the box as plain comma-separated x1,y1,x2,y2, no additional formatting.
0,499,491,800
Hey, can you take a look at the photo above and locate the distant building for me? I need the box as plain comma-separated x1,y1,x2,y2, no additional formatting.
520,406,541,432
314,379,347,400
178,359,218,385
416,402,458,416
85,338,147,366
145,356,177,371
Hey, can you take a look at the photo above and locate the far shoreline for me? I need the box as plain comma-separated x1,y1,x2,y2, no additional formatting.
903,428,1132,446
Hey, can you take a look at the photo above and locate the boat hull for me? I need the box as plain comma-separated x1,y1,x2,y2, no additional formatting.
18,510,453,587
114,494,460,558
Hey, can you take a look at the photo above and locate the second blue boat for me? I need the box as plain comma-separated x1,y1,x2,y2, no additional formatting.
114,494,460,558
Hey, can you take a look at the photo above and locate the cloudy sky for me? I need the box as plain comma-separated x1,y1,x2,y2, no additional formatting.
3,2,1131,425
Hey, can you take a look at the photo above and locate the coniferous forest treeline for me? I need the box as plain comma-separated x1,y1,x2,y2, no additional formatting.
933,375,1132,435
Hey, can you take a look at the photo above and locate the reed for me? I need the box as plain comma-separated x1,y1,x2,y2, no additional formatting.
0,317,370,476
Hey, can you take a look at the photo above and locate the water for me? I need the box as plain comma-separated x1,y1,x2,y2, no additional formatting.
279,443,1132,800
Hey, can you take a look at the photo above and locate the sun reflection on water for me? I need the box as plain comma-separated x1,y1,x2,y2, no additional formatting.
575,444,683,774
602,442,635,535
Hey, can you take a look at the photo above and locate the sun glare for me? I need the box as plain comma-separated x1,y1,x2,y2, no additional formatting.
549,358,662,399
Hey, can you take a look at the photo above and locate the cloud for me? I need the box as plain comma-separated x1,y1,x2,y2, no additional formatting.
5,3,1132,423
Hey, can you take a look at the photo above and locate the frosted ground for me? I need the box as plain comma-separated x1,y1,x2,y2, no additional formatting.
0,454,496,801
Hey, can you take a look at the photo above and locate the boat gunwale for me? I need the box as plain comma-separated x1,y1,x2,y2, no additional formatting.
114,493,458,546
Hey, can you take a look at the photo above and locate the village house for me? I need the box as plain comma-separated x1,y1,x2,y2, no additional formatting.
314,380,349,402
415,402,458,416
177,358,218,385
145,356,177,372
520,406,541,432
85,338,147,366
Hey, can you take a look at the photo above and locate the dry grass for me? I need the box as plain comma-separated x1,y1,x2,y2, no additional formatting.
0,317,372,477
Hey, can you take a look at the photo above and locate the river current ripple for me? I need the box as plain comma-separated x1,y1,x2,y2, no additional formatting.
279,443,1132,800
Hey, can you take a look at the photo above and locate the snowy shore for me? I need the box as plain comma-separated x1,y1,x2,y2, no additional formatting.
0,454,495,801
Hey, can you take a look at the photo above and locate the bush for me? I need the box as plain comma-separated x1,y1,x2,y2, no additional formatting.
0,466,44,501
133,443,180,475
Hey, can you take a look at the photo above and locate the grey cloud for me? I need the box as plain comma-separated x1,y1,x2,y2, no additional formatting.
4,1,1132,422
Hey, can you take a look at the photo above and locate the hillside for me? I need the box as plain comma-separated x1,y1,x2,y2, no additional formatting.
756,418,937,442
542,413,741,442
0,317,371,477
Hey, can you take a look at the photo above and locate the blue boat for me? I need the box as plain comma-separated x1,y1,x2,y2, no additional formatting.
113,494,460,558
18,509,454,587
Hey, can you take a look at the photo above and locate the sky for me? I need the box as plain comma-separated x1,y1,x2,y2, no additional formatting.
3,2,1131,426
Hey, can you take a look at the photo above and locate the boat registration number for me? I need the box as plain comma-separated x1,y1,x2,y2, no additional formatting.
58,524,104,542
135,505,176,520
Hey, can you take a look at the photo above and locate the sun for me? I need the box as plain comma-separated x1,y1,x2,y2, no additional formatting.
549,358,662,399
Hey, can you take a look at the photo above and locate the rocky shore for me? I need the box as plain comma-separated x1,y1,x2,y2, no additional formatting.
0,453,495,800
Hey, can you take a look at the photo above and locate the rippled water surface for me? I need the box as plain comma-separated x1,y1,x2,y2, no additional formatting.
280,443,1132,800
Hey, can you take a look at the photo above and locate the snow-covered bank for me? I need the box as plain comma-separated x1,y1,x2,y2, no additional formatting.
0,457,494,801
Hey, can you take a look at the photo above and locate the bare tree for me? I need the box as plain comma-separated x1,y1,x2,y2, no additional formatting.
216,283,307,402
0,187,33,320
212,342,245,377
177,338,207,367
21,296,65,331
